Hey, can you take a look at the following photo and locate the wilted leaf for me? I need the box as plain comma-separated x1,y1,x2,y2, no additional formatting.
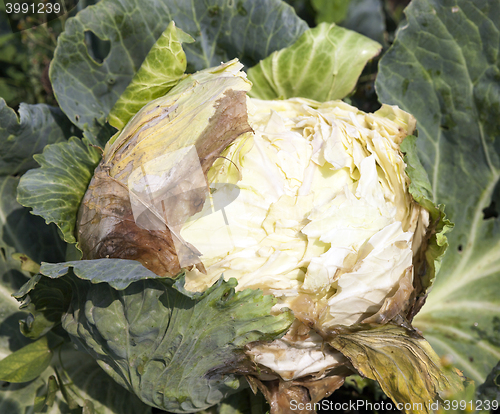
50,0,307,132
78,61,252,277
0,99,75,176
108,21,193,131
16,137,102,246
328,324,464,413
248,23,381,101
376,0,500,382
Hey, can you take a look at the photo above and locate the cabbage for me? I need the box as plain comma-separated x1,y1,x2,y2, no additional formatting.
176,89,429,381
16,60,463,412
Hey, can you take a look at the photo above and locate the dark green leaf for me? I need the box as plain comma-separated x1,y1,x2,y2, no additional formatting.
0,99,75,176
282,0,316,27
342,0,386,44
60,344,152,414
248,23,381,101
14,273,74,339
0,178,147,412
50,0,307,132
376,0,500,383
328,324,464,413
199,389,269,414
0,336,52,383
477,359,500,403
108,21,193,131
1,345,152,414
17,137,101,246
83,123,117,150
40,259,164,290
0,175,62,370
0,174,66,365
62,275,293,412
54,344,152,414
0,176,66,267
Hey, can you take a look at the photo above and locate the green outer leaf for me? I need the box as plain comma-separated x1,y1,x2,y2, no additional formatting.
0,174,68,382
311,0,351,24
40,259,164,290
376,0,500,382
0,99,75,176
108,21,193,131
328,324,464,413
342,0,386,45
0,336,52,383
61,274,293,412
16,137,101,246
0,175,66,362
401,135,453,293
0,176,66,277
247,23,381,101
50,0,307,132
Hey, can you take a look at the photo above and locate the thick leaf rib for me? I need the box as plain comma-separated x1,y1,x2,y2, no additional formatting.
376,0,500,382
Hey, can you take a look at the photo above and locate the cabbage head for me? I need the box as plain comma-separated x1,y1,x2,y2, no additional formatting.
22,60,461,413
